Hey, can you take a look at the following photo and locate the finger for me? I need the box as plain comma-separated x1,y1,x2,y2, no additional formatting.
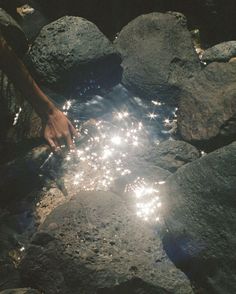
65,133,75,150
46,137,58,152
69,122,80,138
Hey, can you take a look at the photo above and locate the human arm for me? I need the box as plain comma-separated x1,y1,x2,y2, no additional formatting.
0,33,78,151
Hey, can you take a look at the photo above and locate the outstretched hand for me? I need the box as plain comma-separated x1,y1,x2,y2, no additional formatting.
0,33,79,151
42,108,79,152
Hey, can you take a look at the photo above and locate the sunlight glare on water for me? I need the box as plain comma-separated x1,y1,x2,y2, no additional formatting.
39,85,175,222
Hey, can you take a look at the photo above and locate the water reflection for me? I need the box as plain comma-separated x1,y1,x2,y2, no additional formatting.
41,84,176,222
125,177,165,223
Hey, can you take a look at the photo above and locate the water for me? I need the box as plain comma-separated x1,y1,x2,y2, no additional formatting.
48,83,178,223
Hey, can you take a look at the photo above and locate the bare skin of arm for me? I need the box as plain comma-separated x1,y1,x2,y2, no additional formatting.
0,34,78,151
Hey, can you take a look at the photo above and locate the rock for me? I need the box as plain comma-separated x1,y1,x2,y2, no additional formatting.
0,145,50,206
115,12,200,104
28,16,122,90
162,142,236,293
178,62,236,149
201,41,236,63
19,191,193,294
0,289,40,294
0,71,42,159
143,140,200,173
111,165,170,196
0,257,20,292
0,8,28,57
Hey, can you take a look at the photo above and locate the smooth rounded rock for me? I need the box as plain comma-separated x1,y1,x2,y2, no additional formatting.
162,142,236,293
115,12,200,104
178,62,236,149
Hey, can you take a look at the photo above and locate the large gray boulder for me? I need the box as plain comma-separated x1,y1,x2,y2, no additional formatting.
19,191,193,294
178,62,236,148
29,16,121,89
162,142,236,293
201,41,236,63
115,12,200,104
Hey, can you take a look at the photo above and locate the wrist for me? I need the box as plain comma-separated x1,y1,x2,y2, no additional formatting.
35,96,57,120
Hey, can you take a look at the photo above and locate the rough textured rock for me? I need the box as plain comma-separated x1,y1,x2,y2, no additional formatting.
202,41,236,63
115,12,200,104
162,142,236,293
20,191,193,294
0,289,40,294
29,16,122,90
143,140,200,173
0,257,20,292
0,145,49,206
178,62,236,149
0,71,42,155
0,8,28,57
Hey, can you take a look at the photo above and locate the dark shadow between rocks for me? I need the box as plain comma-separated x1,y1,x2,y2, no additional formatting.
97,277,171,294
181,132,236,153
162,233,227,294
25,54,123,98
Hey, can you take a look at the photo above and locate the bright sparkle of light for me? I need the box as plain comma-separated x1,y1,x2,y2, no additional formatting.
13,107,22,126
158,181,166,185
20,246,25,252
151,100,162,106
116,111,129,120
111,136,122,145
147,113,158,120
102,148,113,159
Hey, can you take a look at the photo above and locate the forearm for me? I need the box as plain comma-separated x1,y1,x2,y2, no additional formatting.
0,34,56,119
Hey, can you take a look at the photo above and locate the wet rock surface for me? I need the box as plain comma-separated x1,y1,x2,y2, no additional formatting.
143,140,200,173
115,12,200,103
162,141,236,293
28,16,122,90
178,62,236,149
19,191,193,294
0,145,49,206
202,41,236,63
